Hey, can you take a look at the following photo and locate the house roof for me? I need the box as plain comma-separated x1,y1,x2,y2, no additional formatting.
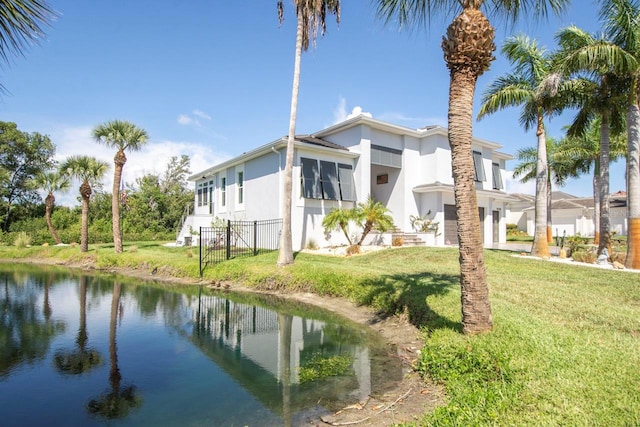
189,135,356,181
314,114,514,160
519,191,627,212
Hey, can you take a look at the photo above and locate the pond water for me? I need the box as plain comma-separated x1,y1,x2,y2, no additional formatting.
0,265,403,427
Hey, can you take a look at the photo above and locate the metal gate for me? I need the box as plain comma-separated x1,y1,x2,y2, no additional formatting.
199,219,282,276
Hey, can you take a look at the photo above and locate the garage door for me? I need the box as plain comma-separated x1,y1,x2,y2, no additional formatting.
444,204,485,246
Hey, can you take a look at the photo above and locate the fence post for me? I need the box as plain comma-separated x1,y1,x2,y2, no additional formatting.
253,220,258,256
199,226,203,278
226,220,231,260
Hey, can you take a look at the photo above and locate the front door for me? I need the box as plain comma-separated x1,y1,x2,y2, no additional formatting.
444,204,458,245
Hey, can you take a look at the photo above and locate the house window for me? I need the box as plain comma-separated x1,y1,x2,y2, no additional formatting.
237,171,244,204
320,161,339,200
301,157,322,199
371,144,402,168
338,164,356,201
473,151,486,182
376,174,388,185
492,163,504,190
301,157,355,201
221,177,226,207
197,181,209,207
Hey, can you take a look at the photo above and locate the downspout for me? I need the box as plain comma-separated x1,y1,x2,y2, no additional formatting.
272,146,283,218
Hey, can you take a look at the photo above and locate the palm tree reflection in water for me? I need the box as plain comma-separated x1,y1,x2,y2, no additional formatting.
54,276,102,375
87,282,141,419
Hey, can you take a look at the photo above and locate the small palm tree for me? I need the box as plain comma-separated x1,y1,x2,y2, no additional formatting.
322,207,358,245
355,196,394,246
92,120,148,253
59,156,109,252
34,170,70,244
276,0,340,267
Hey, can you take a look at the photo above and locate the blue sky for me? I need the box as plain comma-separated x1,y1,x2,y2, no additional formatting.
2,0,623,206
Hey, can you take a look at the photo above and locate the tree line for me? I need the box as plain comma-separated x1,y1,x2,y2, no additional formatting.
0,120,193,248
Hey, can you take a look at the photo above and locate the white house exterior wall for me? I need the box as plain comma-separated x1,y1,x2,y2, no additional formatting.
181,115,513,250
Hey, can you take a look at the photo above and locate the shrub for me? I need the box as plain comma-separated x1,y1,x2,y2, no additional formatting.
392,236,404,246
610,251,625,264
13,232,32,248
306,238,318,250
572,249,596,264
346,244,361,256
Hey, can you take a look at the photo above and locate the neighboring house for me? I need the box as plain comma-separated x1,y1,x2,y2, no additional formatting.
508,191,628,238
177,114,514,250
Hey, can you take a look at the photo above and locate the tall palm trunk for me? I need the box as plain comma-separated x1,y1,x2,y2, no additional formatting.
442,6,494,334
80,181,92,253
546,174,552,244
278,314,293,427
44,192,62,244
448,70,492,334
277,14,304,267
598,114,611,256
531,115,550,257
593,169,600,245
112,150,126,253
109,282,122,394
626,101,640,268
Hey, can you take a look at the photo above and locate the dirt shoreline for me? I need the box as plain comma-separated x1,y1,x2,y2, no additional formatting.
7,257,444,426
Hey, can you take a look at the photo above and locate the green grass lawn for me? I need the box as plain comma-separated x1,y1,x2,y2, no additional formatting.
2,242,638,426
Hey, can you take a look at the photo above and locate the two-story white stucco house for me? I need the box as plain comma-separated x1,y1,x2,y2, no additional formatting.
177,114,514,250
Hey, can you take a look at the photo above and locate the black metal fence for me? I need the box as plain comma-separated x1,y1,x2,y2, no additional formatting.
199,219,282,276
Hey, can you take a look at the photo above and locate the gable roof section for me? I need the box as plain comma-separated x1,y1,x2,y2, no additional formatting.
189,135,356,181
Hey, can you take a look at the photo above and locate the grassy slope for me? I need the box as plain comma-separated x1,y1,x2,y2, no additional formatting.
2,243,638,426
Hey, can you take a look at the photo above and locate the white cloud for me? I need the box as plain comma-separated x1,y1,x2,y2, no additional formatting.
332,96,348,124
505,171,535,195
177,109,212,127
177,114,194,125
192,109,212,121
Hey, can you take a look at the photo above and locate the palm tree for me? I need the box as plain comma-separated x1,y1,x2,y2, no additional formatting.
554,25,628,255
59,155,109,252
354,196,394,246
34,170,70,244
0,0,55,90
276,0,340,267
375,0,569,334
555,118,627,244
600,0,640,268
478,35,572,256
511,137,578,240
92,120,148,253
554,0,640,268
322,206,357,245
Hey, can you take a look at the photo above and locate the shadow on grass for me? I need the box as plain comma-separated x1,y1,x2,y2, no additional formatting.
362,271,461,333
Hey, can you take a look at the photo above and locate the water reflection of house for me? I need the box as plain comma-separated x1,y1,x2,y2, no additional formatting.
182,294,388,413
